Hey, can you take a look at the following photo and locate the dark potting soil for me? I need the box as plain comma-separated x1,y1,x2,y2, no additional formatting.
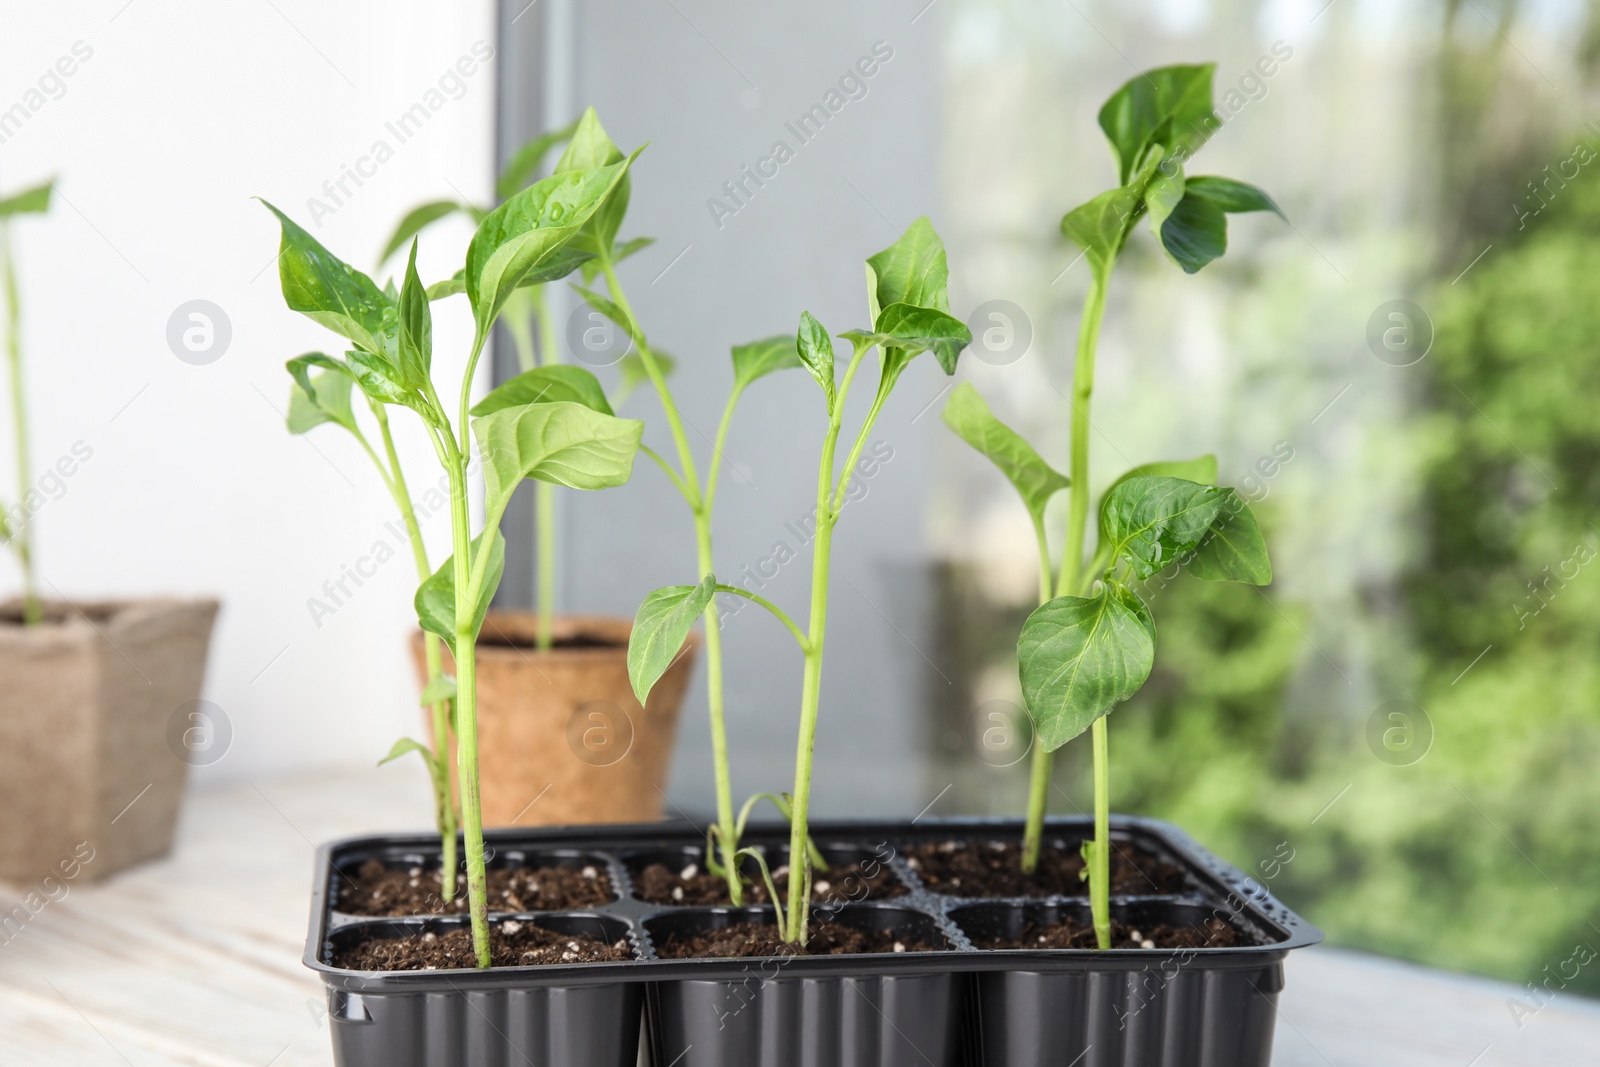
655,921,938,959
337,859,615,916
973,914,1247,951
903,839,1188,898
333,919,631,970
633,859,905,907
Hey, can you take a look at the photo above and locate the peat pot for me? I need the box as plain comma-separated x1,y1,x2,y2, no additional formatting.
0,597,219,883
307,816,1321,1067
413,612,697,827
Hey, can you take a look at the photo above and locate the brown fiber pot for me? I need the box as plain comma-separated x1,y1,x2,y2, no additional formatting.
0,598,219,883
413,612,697,827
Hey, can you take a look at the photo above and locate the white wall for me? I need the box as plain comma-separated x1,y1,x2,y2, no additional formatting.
0,1,496,782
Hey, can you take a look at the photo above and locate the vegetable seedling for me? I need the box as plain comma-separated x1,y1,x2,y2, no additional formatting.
278,272,465,903
0,179,54,626
374,116,656,653
943,63,1282,949
263,127,646,966
276,130,586,902
487,109,807,909
631,218,972,943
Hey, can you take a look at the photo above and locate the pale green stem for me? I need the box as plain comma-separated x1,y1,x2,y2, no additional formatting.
535,481,556,651
503,288,557,651
446,451,490,967
1043,265,1113,946
1020,515,1056,873
713,584,810,652
1024,511,1062,870
599,256,754,912
787,460,836,945
1091,715,1111,948
695,518,740,904
785,342,875,945
639,444,692,501
531,283,560,369
1,226,39,626
504,289,539,374
598,258,702,505
1056,271,1108,600
426,377,489,965
458,334,489,457
697,386,745,901
372,407,457,902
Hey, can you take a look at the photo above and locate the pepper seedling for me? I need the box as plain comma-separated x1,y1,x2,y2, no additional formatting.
277,247,467,903
0,179,54,626
484,109,809,909
944,63,1282,950
374,116,659,653
630,218,972,943
263,131,646,967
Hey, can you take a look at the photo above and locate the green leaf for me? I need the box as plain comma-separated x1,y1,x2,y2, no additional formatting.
426,273,466,301
379,737,437,768
396,240,432,389
840,302,972,377
1061,185,1144,280
628,577,715,704
472,365,614,417
1017,584,1156,750
472,400,643,520
579,236,653,284
942,382,1067,523
613,350,675,405
464,153,638,347
285,352,351,398
554,106,625,172
415,529,505,648
614,236,654,263
1158,191,1228,274
1189,491,1272,584
427,246,595,302
730,334,802,391
796,312,837,411
1097,63,1217,184
552,108,632,259
418,674,458,707
259,200,393,353
346,348,432,420
1185,176,1283,217
570,282,637,341
0,181,53,217
864,216,952,319
380,200,464,263
1100,476,1229,579
286,360,357,435
1145,165,1186,238
496,117,581,200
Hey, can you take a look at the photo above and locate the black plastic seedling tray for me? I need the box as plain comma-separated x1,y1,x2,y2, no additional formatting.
306,815,1321,1067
